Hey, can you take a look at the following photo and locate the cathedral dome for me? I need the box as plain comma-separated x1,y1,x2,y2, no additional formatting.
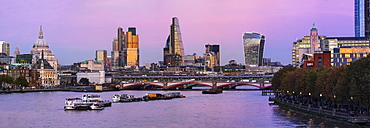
33,25,49,48
34,38,48,47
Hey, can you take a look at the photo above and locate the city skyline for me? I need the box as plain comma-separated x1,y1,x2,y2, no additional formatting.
0,0,353,65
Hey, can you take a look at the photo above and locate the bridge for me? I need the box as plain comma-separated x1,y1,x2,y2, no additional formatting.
118,80,271,90
110,75,273,90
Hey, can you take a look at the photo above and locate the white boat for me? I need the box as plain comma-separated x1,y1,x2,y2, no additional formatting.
64,98,91,110
82,94,112,107
113,94,129,102
90,103,104,110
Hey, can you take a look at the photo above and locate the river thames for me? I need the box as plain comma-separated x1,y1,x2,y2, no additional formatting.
0,90,355,128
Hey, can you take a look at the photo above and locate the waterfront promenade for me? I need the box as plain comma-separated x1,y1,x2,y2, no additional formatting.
271,92,370,125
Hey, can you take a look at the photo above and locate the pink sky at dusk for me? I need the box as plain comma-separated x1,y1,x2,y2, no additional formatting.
0,0,353,65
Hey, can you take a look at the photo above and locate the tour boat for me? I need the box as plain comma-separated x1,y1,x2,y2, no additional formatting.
64,98,92,110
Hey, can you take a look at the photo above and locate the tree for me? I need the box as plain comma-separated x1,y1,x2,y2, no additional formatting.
79,78,89,86
271,65,296,91
346,56,370,106
14,76,29,87
0,75,14,86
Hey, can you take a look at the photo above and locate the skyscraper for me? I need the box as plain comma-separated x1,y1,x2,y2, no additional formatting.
126,27,139,67
355,0,370,38
111,27,126,67
242,32,265,66
355,0,365,37
110,27,139,68
163,17,185,66
365,0,370,39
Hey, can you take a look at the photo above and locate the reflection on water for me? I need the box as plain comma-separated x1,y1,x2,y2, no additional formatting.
0,91,358,127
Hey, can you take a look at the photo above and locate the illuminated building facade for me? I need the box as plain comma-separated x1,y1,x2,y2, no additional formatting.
163,17,185,66
333,47,370,67
126,27,139,67
95,50,107,65
205,44,220,67
242,32,265,66
110,27,139,68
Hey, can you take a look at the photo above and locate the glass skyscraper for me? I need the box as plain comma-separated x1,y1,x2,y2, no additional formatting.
355,0,365,37
163,17,185,66
242,32,265,66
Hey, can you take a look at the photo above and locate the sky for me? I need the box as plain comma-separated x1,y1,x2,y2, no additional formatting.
0,0,354,65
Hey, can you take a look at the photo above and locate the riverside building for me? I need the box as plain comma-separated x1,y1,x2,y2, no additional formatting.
30,26,59,86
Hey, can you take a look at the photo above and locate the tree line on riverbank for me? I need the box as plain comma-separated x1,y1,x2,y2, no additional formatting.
272,55,370,107
0,75,29,88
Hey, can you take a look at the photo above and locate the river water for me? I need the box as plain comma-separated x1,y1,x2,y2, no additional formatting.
0,90,355,128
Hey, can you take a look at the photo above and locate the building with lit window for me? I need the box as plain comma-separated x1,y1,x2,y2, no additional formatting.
95,50,107,66
242,32,265,66
0,41,10,56
205,44,220,67
126,27,139,67
332,47,370,67
163,17,185,66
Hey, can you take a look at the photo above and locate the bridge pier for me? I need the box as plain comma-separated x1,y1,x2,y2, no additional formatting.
260,82,265,89
212,81,217,89
162,82,168,90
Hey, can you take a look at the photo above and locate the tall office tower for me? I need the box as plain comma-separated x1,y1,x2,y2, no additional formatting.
95,50,107,65
126,27,139,67
365,0,370,39
355,0,366,37
111,27,126,67
0,41,10,56
163,17,185,66
205,44,220,67
242,32,265,66
310,23,320,53
30,25,59,86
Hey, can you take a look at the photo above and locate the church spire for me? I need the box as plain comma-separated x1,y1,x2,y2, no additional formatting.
38,25,43,39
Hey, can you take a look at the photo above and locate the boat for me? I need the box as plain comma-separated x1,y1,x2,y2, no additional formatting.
202,89,223,94
165,92,186,98
348,117,369,124
144,93,164,100
64,98,92,110
82,94,112,107
90,103,104,110
113,94,144,102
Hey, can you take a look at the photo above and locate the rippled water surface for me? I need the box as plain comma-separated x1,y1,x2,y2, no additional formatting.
0,90,354,128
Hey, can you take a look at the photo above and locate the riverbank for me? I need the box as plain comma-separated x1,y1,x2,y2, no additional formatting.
270,96,370,127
